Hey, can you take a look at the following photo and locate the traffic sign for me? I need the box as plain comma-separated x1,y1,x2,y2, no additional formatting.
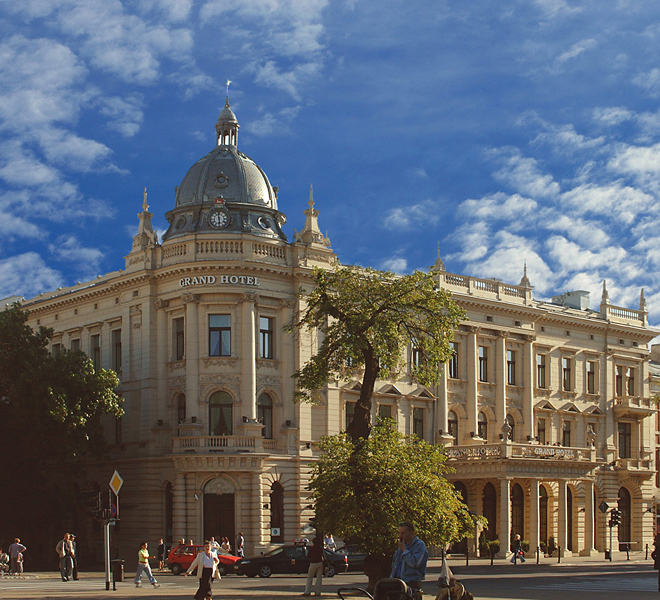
109,470,124,495
598,501,609,514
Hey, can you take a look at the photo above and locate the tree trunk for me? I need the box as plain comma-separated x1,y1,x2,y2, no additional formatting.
346,353,379,441
363,553,391,593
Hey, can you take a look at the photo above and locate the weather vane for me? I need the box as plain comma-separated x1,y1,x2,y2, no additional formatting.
226,80,232,103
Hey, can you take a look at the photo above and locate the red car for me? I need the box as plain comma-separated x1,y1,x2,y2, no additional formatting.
167,544,240,576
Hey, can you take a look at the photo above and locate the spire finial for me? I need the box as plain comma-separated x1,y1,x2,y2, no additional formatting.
225,80,232,107
601,280,609,303
309,184,314,209
143,186,149,212
432,242,445,272
519,260,531,287
641,288,647,312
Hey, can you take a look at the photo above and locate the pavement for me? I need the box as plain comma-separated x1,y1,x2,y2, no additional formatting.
0,553,656,600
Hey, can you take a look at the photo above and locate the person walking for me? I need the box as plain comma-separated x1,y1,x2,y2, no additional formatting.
652,534,660,592
390,522,428,598
235,532,244,557
55,533,74,581
70,534,79,580
221,537,231,553
511,534,525,564
157,538,166,571
134,542,160,588
302,537,324,597
8,538,26,575
184,540,220,600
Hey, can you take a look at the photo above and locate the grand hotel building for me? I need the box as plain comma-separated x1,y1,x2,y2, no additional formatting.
8,102,658,559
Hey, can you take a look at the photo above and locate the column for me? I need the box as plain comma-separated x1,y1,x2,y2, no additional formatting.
582,480,595,555
496,334,507,428
522,336,535,441
467,327,478,442
172,473,186,542
557,480,568,556
529,479,540,554
498,479,511,557
437,364,449,438
155,300,168,424
184,293,200,422
602,352,616,454
240,294,257,421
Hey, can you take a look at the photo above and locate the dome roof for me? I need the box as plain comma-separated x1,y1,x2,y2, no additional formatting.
174,145,278,209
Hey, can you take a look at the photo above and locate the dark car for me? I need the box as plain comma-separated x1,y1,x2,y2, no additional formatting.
234,542,348,578
167,544,241,576
333,545,367,572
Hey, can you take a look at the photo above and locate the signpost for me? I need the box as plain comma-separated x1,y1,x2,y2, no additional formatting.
104,471,123,591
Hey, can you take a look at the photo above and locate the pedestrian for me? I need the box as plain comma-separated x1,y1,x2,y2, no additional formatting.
134,542,160,588
70,534,79,580
209,536,221,555
324,533,336,550
652,535,660,592
157,538,166,571
390,522,428,598
8,538,26,575
55,533,74,581
184,540,220,600
221,537,231,553
0,548,9,575
302,536,324,597
510,534,525,564
236,532,244,557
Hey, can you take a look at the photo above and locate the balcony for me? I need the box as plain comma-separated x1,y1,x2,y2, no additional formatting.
446,441,595,462
172,435,283,454
613,396,656,419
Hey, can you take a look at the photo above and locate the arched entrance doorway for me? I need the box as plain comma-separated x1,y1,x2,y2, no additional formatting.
539,485,548,547
511,484,524,545
482,482,497,541
567,487,573,552
450,482,469,554
204,477,236,545
270,482,284,543
618,486,631,550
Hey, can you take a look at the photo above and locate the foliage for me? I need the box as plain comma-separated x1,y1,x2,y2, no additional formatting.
290,266,464,440
307,423,472,558
0,304,123,565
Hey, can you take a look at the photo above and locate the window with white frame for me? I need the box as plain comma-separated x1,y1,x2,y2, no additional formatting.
259,316,274,359
615,365,624,396
626,367,636,396
478,346,488,382
537,354,547,388
507,350,516,385
562,357,573,391
209,315,231,356
448,341,459,379
174,317,185,361
586,360,597,394
412,407,424,439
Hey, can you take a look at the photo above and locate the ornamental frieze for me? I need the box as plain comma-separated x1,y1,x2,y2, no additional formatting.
256,359,280,370
202,357,238,368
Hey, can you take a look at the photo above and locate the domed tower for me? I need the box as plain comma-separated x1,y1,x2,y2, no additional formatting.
161,97,287,242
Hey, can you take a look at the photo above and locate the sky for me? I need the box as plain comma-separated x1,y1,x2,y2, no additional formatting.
2,0,660,328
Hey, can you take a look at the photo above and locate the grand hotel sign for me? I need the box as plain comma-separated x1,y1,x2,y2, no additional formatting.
179,274,260,287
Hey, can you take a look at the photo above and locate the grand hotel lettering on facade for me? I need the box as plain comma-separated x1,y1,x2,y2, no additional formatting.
8,100,658,560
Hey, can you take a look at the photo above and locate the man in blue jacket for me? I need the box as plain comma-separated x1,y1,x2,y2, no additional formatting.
390,521,428,590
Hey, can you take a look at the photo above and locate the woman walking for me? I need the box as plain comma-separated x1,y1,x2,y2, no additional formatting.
185,541,220,599
134,542,160,588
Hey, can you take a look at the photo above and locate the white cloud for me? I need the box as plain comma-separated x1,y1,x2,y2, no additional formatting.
96,94,145,137
382,199,442,231
608,142,660,177
458,193,537,221
593,106,634,126
48,234,105,278
560,183,654,225
380,257,408,273
632,68,660,98
553,38,597,69
545,215,609,249
246,106,301,136
0,253,63,299
533,0,582,19
491,149,560,198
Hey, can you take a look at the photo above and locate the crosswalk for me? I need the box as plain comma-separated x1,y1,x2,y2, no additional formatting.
522,575,657,592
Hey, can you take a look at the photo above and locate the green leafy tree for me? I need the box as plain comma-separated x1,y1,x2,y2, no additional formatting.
291,266,464,440
308,423,473,586
0,305,123,567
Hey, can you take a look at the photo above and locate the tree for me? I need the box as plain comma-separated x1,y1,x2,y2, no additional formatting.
308,423,473,587
291,266,464,440
0,304,123,567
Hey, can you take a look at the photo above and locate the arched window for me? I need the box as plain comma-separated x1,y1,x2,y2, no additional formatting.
511,483,525,545
448,411,459,445
482,482,497,541
177,394,186,424
257,393,273,439
270,482,284,543
209,392,233,436
454,481,468,505
478,412,488,440
618,486,631,548
506,414,515,442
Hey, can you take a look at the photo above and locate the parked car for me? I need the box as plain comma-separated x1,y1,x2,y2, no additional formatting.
234,541,349,578
167,544,241,576
332,545,367,572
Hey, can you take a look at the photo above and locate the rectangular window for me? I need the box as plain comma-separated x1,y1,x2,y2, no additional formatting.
411,341,422,370
52,343,61,357
562,421,571,447
587,360,597,394
618,422,632,458
537,354,546,389
345,402,355,431
507,350,516,385
537,419,546,445
209,315,231,356
91,334,101,370
413,408,424,440
626,367,636,396
112,329,122,372
378,405,392,421
174,318,185,361
615,366,624,396
70,339,80,353
259,316,274,359
448,342,459,379
478,346,488,382
562,357,572,391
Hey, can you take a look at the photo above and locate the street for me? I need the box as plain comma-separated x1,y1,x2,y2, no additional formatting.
0,557,657,600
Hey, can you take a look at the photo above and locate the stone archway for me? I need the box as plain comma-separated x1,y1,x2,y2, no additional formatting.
203,477,236,546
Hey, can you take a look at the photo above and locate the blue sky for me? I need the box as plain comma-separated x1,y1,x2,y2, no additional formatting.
2,0,660,327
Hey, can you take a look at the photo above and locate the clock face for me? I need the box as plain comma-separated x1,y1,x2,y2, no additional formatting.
209,210,230,229
257,216,270,230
